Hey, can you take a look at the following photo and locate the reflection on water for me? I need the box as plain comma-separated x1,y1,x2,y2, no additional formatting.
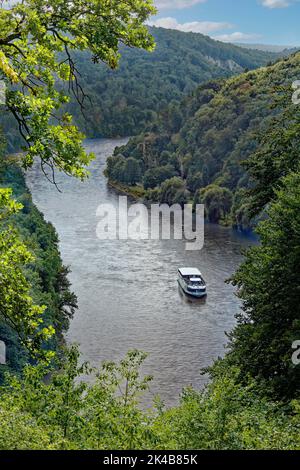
27,138,255,406
177,285,207,305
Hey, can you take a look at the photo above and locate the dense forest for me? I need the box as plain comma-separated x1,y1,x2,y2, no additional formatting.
106,52,300,230
65,28,284,138
0,27,283,152
0,140,77,382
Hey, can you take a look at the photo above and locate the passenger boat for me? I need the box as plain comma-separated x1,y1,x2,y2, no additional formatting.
178,268,207,298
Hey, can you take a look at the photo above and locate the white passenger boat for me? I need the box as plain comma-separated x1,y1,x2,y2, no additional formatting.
178,268,207,298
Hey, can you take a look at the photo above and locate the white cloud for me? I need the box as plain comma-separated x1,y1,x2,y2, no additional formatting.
148,17,261,43
214,32,263,43
1,0,20,7
261,0,293,7
148,17,232,34
155,0,207,10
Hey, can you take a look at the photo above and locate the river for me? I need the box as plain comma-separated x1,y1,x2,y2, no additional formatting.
27,138,255,407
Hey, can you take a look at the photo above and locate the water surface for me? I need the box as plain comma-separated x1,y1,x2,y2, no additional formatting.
27,138,254,406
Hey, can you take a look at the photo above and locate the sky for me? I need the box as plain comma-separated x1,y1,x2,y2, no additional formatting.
150,0,300,46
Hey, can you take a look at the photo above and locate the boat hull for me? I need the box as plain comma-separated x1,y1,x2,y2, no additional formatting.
178,278,207,298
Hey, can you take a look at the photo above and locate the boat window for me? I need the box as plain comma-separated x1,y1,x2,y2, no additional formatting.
189,277,205,286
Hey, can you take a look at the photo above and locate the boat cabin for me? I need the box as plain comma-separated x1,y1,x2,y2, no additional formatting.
178,268,206,286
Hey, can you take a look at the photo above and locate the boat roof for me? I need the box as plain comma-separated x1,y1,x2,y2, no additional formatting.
178,268,202,277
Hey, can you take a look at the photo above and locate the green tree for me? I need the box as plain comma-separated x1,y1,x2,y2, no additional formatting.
224,85,300,400
1,343,300,450
0,151,79,377
195,185,233,224
154,365,300,450
0,0,156,179
107,53,300,222
0,405,55,450
82,350,155,449
0,0,156,371
0,188,54,358
0,346,157,450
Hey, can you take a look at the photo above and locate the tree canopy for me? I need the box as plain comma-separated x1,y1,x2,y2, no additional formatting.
106,52,300,228
0,0,156,181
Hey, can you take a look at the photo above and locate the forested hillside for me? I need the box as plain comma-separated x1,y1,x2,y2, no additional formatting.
106,52,300,229
1,27,281,152
0,0,157,387
237,43,298,53
66,27,281,138
1,80,300,449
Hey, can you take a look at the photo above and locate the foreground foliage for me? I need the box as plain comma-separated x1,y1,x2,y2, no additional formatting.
1,26,281,150
0,187,54,360
0,347,300,450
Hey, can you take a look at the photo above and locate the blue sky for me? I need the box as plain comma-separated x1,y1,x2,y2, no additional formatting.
150,0,300,45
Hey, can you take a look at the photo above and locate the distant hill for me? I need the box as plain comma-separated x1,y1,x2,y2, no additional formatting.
106,52,300,229
236,43,299,53
65,27,281,138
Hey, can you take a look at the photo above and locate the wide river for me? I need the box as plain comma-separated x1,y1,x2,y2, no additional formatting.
27,138,254,407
